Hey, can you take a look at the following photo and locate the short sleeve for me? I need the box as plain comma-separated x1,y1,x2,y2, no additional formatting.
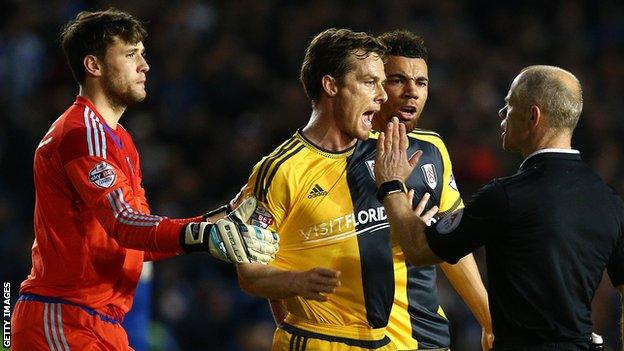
436,138,463,215
426,180,508,264
246,156,289,232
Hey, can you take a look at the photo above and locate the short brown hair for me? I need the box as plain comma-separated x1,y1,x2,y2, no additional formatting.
300,28,386,103
377,30,428,62
60,8,147,84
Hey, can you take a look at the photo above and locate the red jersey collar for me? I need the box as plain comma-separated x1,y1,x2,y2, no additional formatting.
74,96,124,149
73,96,116,131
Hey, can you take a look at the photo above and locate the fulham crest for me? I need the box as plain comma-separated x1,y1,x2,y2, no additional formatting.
89,161,117,188
421,163,437,189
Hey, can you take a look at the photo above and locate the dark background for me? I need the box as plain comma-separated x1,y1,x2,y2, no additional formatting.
1,0,623,350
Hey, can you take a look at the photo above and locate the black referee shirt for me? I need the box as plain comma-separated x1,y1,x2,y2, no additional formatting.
425,151,624,349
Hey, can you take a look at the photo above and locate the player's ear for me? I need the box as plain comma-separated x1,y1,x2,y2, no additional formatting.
84,55,103,78
321,75,338,97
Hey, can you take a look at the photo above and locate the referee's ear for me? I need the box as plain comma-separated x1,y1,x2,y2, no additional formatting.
529,105,542,131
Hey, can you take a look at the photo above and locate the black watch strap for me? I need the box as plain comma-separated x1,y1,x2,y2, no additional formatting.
377,180,407,203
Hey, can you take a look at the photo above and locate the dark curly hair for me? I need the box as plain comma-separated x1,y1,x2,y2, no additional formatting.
377,30,427,62
60,8,147,84
300,28,387,103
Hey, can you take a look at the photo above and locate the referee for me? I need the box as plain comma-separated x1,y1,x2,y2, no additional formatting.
374,65,624,350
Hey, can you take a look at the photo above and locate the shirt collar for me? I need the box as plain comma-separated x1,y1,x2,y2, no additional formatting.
74,96,123,148
519,148,580,170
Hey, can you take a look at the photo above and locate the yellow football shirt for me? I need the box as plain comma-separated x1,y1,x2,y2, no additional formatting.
246,129,461,349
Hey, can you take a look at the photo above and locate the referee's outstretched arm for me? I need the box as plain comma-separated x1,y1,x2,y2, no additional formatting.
374,118,442,266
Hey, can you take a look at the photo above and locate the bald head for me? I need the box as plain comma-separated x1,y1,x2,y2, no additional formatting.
510,65,583,131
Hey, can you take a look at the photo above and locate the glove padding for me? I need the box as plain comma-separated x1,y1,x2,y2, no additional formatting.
182,197,280,264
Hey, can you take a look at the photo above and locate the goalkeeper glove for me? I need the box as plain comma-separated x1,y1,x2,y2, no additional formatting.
181,197,279,264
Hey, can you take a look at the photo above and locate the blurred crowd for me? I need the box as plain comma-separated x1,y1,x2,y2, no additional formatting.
1,0,623,350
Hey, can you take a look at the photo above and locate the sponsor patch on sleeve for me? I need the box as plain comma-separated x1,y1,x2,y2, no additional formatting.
448,173,458,191
251,205,274,229
436,208,463,234
89,161,117,188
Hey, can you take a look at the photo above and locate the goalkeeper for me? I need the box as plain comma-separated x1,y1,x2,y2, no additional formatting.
11,8,278,351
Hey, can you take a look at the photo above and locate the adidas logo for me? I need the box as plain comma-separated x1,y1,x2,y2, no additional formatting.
307,184,328,199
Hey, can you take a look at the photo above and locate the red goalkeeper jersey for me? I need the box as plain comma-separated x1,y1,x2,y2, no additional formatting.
20,96,200,321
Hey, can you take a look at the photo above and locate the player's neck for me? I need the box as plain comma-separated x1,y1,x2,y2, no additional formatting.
302,109,357,152
79,85,126,130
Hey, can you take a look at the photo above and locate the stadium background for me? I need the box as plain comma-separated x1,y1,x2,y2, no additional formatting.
1,0,623,350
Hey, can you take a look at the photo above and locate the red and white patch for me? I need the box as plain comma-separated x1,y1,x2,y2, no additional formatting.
89,161,116,188
436,208,463,234
251,205,274,229
421,163,438,189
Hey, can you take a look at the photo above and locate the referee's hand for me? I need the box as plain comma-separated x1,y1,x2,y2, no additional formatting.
375,117,422,186
408,190,439,227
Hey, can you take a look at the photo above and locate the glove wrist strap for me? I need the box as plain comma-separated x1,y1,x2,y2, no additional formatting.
180,222,212,253
202,204,232,221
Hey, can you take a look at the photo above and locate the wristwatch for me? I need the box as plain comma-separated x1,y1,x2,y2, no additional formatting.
376,180,407,203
